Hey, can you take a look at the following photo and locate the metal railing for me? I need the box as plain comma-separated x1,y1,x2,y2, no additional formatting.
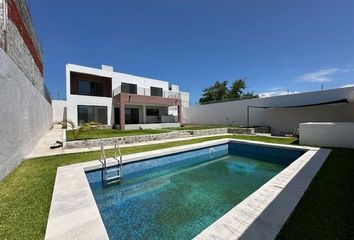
113,85,181,99
99,140,123,186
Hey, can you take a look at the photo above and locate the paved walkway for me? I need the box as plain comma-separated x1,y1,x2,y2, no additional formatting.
25,126,232,159
25,124,64,159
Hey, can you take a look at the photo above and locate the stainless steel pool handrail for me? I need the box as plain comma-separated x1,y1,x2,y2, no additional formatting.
113,141,123,179
99,141,106,168
99,140,123,185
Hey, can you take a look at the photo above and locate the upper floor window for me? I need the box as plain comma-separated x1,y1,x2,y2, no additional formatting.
151,87,163,97
70,72,112,97
78,80,103,96
78,80,90,95
121,82,137,94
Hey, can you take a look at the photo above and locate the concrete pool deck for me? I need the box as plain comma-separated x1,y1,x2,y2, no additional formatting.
44,139,330,240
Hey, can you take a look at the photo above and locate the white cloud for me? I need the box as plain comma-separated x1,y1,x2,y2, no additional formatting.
296,66,354,83
340,83,354,88
269,86,283,91
341,65,354,73
296,68,339,82
259,90,299,98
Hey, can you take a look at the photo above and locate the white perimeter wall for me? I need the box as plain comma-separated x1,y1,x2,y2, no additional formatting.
184,87,354,135
0,49,52,180
52,100,67,122
300,122,354,149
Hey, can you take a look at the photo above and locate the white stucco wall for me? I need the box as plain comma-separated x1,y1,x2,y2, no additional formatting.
66,94,113,127
184,87,354,135
300,122,354,149
0,49,52,180
52,100,67,122
66,64,171,95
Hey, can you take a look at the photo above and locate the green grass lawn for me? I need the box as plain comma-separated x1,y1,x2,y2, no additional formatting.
0,134,352,240
276,148,354,240
66,124,229,141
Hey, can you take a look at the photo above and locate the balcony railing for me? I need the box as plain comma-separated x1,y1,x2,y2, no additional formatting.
113,85,181,99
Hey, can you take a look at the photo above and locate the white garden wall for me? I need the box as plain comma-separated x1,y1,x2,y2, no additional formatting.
52,100,67,122
184,87,354,135
300,122,354,149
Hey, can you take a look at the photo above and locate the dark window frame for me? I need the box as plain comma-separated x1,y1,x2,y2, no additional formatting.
121,82,137,94
77,105,108,125
146,108,159,116
150,86,163,97
77,80,104,97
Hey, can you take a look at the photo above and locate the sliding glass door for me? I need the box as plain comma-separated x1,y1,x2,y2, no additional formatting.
77,105,107,125
125,108,139,124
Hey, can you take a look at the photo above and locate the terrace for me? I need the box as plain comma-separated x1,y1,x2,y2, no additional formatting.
112,87,182,130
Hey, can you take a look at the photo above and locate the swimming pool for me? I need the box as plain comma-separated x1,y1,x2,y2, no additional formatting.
86,142,305,240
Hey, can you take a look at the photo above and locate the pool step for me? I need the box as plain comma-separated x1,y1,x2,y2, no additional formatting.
105,176,121,183
105,167,120,174
105,168,122,182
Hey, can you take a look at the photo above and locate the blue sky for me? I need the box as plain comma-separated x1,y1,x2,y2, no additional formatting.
29,0,354,104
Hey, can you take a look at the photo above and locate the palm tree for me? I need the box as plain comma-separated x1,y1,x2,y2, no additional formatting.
58,120,103,140
73,122,104,140
228,79,246,99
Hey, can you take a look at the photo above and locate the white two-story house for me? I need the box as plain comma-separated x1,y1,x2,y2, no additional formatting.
62,64,189,130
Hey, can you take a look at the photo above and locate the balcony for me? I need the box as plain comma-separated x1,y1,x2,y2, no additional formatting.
113,85,181,99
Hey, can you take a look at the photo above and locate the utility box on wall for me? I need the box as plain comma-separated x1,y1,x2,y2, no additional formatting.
299,122,354,149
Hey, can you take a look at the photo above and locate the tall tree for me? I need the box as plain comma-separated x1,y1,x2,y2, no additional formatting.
199,80,228,103
228,79,246,99
199,78,258,104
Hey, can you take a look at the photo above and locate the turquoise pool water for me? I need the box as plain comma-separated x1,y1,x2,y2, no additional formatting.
86,142,304,240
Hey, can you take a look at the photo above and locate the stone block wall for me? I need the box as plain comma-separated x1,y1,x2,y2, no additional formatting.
254,126,271,133
65,128,229,149
0,0,4,27
64,127,271,149
12,0,43,60
1,0,45,95
228,128,254,134
0,0,5,49
6,19,44,93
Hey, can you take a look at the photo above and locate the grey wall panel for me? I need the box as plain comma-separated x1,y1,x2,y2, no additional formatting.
0,49,52,180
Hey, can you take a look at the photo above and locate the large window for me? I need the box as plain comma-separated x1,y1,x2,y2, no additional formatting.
77,105,107,125
78,80,103,96
150,87,163,97
125,108,139,124
121,82,137,94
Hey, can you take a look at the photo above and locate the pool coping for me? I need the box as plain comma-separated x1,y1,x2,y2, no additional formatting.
44,139,330,240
